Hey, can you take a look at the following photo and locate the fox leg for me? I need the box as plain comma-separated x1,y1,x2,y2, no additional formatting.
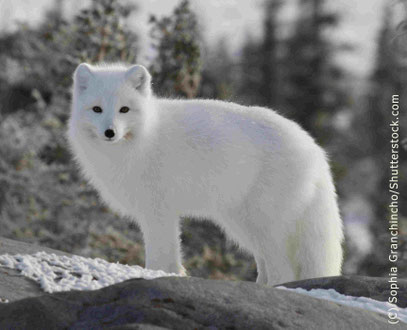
142,216,183,274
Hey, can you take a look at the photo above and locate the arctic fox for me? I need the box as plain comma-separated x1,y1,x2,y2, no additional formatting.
67,62,343,285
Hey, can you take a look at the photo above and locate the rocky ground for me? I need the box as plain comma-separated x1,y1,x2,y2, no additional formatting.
0,237,405,329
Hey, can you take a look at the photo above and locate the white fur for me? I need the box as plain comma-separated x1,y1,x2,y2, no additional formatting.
67,62,343,285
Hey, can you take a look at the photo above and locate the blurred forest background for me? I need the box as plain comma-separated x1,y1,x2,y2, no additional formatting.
0,0,406,281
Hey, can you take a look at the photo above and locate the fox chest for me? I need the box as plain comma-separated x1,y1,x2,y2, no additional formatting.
80,148,141,216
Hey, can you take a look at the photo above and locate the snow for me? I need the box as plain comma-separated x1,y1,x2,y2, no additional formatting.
0,252,180,294
277,286,407,324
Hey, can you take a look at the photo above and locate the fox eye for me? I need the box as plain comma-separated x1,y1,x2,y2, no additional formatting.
120,106,130,113
92,106,102,113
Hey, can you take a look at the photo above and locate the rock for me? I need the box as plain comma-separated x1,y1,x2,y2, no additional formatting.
0,238,403,329
0,276,399,329
279,275,407,308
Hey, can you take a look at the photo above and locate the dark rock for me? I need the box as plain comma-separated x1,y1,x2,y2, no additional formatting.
279,275,407,308
0,238,404,329
0,276,400,329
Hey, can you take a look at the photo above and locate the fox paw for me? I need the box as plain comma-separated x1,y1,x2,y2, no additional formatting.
179,265,188,277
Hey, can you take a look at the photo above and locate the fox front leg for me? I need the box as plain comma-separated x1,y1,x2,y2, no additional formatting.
141,217,184,274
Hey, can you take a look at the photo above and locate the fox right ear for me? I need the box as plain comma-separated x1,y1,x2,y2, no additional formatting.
74,63,93,94
125,65,151,97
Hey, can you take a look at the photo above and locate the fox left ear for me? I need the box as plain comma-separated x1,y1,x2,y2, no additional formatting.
125,65,152,97
74,63,93,95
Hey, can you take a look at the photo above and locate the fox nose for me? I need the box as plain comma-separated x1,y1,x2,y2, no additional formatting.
104,129,115,139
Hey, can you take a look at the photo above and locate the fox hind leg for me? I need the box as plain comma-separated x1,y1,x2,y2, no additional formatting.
255,256,268,285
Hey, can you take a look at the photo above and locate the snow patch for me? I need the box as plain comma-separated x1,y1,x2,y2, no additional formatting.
0,252,180,294
277,286,407,324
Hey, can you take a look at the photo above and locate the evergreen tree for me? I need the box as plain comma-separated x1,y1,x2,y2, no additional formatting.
72,0,138,64
0,0,139,100
260,0,283,107
238,37,264,105
284,0,343,140
358,5,407,276
199,38,236,100
149,0,201,98
238,0,283,107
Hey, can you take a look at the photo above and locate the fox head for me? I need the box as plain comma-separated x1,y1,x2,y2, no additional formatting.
71,63,152,143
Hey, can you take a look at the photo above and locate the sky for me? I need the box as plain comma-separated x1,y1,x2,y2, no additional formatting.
0,0,388,77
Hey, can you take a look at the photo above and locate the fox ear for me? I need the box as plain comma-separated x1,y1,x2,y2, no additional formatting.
125,65,151,97
74,63,93,94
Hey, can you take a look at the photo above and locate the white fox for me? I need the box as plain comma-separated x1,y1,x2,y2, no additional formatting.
67,63,343,285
